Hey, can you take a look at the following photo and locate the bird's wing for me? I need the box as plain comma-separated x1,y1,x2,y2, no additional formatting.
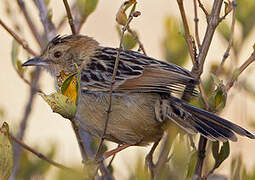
80,47,198,94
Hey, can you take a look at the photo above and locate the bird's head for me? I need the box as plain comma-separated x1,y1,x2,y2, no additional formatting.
22,35,99,76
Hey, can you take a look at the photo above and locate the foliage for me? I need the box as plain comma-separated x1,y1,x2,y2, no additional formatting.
162,16,188,66
16,146,55,180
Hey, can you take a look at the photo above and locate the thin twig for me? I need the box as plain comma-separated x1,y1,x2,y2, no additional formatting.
216,1,237,76
154,132,173,175
16,0,43,47
145,139,161,178
226,51,255,91
177,0,196,65
95,11,140,159
219,1,236,23
56,3,77,32
193,0,223,78
0,19,37,56
0,125,71,170
198,81,210,109
70,119,89,162
76,16,88,34
194,136,207,179
63,0,76,34
197,0,209,17
107,144,120,168
193,0,201,48
34,0,56,41
127,27,147,55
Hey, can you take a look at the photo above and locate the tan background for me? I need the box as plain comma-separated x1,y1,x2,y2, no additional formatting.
1,0,255,178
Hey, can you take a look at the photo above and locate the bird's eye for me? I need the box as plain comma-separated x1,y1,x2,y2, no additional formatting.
54,51,62,58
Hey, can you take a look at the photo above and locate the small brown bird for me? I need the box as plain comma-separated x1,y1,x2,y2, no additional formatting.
22,35,255,146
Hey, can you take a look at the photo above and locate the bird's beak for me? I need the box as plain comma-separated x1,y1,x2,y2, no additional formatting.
22,56,50,67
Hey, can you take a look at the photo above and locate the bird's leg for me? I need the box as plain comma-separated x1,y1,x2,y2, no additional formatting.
145,138,161,178
96,144,132,163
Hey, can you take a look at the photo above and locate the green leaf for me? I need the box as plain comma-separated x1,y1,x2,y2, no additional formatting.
212,141,220,160
185,150,197,179
45,0,51,6
211,74,222,86
212,141,230,170
116,25,137,50
162,16,188,66
231,155,244,180
123,0,137,11
209,74,227,111
224,0,232,15
236,0,255,39
17,144,55,179
0,122,13,180
61,74,77,95
76,0,99,18
40,93,76,119
218,21,231,41
116,0,137,26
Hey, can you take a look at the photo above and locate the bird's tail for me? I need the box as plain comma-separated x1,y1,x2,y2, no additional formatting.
166,96,255,142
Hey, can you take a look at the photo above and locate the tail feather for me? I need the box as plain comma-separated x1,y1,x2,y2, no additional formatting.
191,113,237,141
167,97,255,141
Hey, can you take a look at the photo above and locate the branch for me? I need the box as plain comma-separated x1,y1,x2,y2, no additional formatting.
63,0,77,34
34,0,56,41
192,1,224,178
127,27,147,55
95,11,141,159
76,16,88,34
193,0,223,78
226,51,255,91
177,0,196,65
193,0,201,48
216,1,237,76
197,0,209,17
16,0,43,47
70,118,89,162
0,19,37,56
177,0,224,178
0,123,71,170
56,3,76,32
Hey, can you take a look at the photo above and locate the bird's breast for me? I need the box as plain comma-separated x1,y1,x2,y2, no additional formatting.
75,91,165,145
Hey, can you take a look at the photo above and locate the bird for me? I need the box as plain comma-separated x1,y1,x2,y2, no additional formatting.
22,34,255,147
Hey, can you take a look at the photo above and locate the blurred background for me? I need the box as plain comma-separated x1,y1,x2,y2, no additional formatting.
1,0,255,179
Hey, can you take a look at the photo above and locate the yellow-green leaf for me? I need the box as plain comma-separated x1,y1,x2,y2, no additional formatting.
116,0,137,26
212,141,230,170
0,122,13,180
61,74,77,95
218,22,231,41
116,25,137,50
77,0,98,18
186,150,197,179
162,16,188,66
40,93,76,119
236,0,255,39
224,0,232,15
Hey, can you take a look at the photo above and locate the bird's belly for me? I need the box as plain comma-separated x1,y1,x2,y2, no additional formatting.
76,91,165,145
